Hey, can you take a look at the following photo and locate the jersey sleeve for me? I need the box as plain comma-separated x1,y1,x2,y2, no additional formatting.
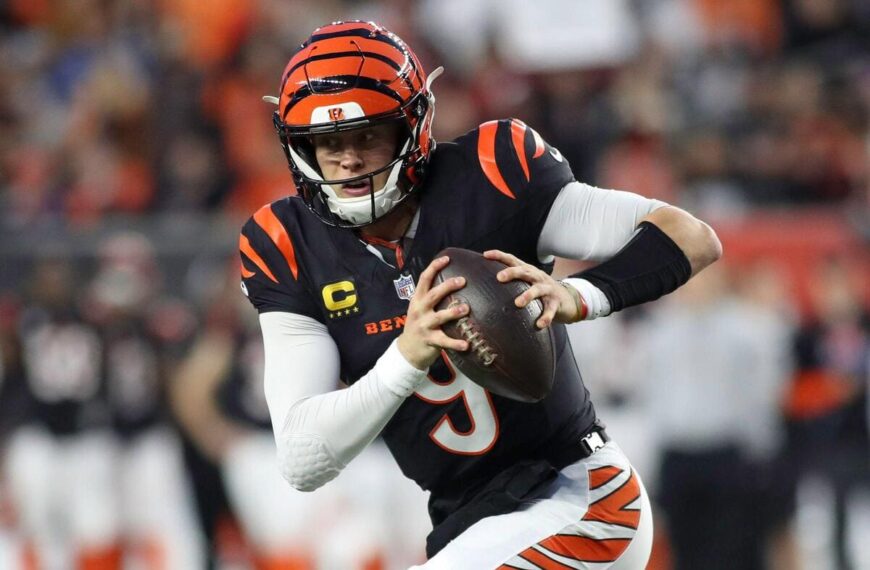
450,119,576,262
475,118,574,206
239,204,321,321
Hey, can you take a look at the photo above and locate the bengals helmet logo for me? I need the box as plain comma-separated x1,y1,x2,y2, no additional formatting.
328,107,345,121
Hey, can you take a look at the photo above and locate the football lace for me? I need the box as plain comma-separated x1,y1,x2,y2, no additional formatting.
450,300,497,366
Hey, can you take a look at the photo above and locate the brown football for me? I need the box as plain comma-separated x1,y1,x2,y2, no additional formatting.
433,247,556,403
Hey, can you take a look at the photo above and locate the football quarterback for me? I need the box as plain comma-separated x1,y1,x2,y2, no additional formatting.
240,20,721,569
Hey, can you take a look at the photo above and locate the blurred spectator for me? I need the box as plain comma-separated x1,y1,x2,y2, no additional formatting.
204,32,296,219
784,257,869,569
639,263,797,570
2,0,866,223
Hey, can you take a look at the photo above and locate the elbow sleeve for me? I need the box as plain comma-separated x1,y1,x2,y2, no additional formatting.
276,433,343,492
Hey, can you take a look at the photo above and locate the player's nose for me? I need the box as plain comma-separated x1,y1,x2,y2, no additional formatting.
338,146,364,172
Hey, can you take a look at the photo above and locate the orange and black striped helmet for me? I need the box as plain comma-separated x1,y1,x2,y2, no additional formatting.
270,21,440,227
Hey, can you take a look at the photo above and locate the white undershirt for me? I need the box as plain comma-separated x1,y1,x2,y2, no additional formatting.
260,182,665,491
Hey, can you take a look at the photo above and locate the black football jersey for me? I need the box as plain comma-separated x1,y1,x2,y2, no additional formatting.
101,317,164,437
18,306,108,435
240,119,598,525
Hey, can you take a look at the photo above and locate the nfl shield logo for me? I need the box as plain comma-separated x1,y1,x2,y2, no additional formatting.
393,273,416,301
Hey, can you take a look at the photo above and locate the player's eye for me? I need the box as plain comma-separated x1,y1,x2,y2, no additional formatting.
322,136,341,150
358,131,377,147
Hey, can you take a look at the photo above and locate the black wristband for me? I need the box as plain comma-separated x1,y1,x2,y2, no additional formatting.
572,221,691,313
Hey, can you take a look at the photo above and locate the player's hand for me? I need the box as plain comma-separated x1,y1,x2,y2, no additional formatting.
397,255,469,370
484,249,581,328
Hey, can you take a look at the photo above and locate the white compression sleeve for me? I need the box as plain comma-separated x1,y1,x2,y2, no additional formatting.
537,181,667,263
537,182,668,320
259,312,428,492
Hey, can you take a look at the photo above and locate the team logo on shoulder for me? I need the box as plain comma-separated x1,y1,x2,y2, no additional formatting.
393,273,416,301
321,279,361,319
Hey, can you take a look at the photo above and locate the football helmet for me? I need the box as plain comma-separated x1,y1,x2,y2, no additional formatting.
270,21,441,227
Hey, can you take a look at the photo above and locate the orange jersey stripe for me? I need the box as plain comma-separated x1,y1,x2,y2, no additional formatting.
239,234,278,283
539,535,632,563
252,204,299,280
478,121,516,199
583,469,641,530
510,119,530,182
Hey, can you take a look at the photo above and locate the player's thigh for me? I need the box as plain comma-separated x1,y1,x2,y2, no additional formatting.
4,427,57,533
120,428,205,568
64,431,120,546
121,428,188,529
418,443,653,570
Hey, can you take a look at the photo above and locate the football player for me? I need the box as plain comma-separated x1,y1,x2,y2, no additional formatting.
240,21,722,569
5,257,120,569
89,233,205,570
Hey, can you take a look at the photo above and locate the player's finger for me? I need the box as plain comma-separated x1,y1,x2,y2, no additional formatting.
484,249,522,267
515,283,546,308
432,302,468,326
425,276,465,308
537,297,560,329
416,255,450,296
430,331,469,352
497,264,538,283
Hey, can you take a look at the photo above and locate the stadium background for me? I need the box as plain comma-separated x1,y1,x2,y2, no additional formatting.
0,0,866,568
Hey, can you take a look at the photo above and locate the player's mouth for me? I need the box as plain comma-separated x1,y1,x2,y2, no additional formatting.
341,180,372,197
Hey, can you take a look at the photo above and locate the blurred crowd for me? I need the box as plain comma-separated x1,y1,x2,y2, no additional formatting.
0,0,868,569
0,0,866,227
